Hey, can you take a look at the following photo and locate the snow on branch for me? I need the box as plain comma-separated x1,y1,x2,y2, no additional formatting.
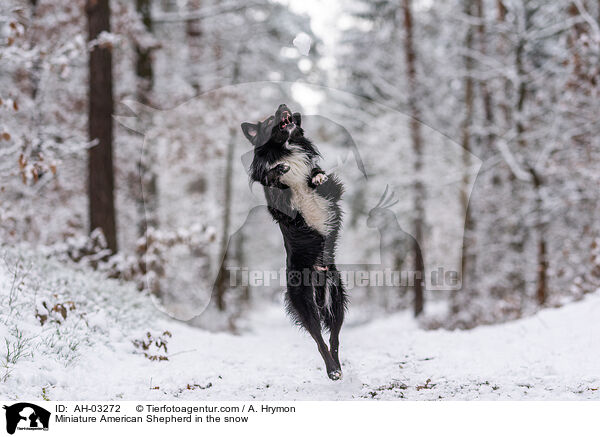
573,0,600,42
154,1,270,23
496,139,533,183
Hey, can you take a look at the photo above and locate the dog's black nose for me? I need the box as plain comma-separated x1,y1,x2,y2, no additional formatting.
278,104,287,109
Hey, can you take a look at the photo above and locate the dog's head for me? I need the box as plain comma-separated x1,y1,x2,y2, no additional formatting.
241,103,302,147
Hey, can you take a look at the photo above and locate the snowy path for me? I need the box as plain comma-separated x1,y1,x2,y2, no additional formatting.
23,294,600,401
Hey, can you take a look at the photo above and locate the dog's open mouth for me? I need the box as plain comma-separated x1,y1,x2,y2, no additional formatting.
280,111,293,129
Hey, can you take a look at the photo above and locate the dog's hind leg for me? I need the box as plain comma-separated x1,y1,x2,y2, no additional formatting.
285,278,341,380
324,269,347,374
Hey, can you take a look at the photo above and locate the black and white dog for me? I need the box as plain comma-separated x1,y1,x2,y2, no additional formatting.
241,104,348,380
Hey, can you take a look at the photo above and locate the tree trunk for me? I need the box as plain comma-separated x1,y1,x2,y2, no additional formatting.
186,0,203,93
29,0,41,101
515,39,527,150
214,49,241,311
497,0,507,21
456,0,475,314
530,168,547,305
215,128,236,311
475,0,495,148
87,0,117,253
235,231,250,303
402,0,424,317
135,0,158,236
496,0,512,126
135,0,153,105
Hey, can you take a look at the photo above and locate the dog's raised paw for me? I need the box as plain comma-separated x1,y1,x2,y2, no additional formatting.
312,173,328,186
328,369,343,381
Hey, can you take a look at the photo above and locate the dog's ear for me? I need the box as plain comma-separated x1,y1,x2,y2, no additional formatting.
292,112,301,127
241,122,258,143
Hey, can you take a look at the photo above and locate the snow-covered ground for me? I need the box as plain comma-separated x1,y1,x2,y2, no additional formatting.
1,247,599,401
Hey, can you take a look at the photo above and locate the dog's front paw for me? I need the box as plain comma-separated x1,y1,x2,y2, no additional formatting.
311,172,328,186
328,369,342,381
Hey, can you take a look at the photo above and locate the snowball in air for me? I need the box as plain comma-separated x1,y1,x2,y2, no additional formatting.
293,32,312,56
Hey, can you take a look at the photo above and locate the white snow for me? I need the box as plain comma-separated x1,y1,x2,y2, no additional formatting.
293,32,312,56
1,247,599,401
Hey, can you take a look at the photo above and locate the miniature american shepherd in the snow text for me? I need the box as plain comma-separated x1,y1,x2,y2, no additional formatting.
242,104,348,380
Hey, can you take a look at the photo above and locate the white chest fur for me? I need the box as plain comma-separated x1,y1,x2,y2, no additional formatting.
275,148,333,235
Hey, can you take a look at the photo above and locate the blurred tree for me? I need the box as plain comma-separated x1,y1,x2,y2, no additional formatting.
402,0,425,317
87,0,117,252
